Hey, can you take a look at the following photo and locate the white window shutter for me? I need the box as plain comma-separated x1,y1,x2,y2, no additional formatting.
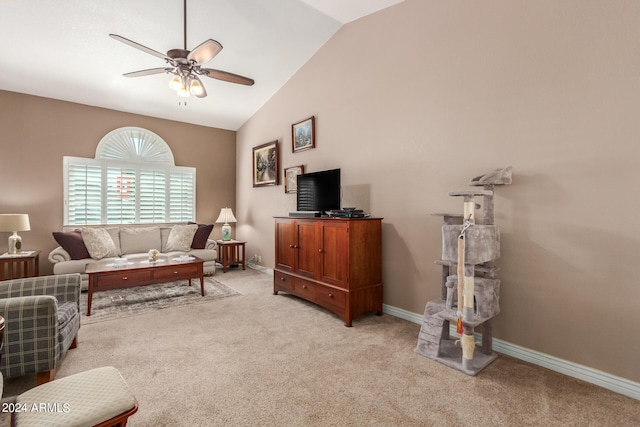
106,166,137,224
140,169,167,223
65,158,103,225
169,169,196,222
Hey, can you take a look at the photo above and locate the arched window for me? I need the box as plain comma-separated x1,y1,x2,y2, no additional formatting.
64,127,195,225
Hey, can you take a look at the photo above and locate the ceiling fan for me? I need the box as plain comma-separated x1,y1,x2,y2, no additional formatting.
110,0,254,98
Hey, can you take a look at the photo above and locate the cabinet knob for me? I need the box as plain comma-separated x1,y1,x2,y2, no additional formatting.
280,277,285,281
122,276,128,280
318,248,322,253
328,293,333,298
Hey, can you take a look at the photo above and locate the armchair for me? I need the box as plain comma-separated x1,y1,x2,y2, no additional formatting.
0,273,81,385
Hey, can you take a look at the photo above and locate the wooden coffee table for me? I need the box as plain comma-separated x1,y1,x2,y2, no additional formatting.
85,255,204,316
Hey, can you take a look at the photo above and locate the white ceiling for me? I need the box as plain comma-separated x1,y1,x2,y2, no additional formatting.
0,0,403,130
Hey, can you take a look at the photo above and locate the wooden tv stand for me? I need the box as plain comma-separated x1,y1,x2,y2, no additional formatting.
273,217,383,326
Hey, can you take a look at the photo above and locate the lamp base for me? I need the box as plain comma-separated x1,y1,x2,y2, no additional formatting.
8,232,22,254
221,224,232,241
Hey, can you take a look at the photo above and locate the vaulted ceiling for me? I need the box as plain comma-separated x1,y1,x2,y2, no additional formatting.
0,0,403,130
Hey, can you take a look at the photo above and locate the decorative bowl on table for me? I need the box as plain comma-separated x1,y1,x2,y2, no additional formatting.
148,249,160,262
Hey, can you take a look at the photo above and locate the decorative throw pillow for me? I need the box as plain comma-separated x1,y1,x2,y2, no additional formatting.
119,227,162,255
165,224,198,252
188,222,214,249
52,230,91,260
81,227,119,260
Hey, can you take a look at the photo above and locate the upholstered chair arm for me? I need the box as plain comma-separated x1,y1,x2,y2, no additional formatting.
0,295,59,378
0,274,81,308
49,247,72,263
205,239,218,250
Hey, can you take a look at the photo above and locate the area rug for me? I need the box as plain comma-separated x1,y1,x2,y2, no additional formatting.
80,276,241,324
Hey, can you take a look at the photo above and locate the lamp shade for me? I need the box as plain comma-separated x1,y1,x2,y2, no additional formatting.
215,208,237,224
0,214,30,232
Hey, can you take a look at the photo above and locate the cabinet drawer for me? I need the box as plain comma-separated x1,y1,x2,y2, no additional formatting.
274,271,294,292
317,286,346,311
96,270,152,288
153,264,199,281
295,279,316,300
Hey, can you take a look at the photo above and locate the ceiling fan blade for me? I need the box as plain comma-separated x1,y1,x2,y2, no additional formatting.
201,68,255,86
187,39,223,64
123,68,171,77
110,34,171,62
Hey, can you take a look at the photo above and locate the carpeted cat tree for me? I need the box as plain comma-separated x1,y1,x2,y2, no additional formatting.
415,166,512,375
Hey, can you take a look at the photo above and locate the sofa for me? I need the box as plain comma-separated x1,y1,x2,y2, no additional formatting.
48,223,217,290
0,273,81,384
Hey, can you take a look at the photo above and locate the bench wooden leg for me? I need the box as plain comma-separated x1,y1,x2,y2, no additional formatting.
36,369,55,385
70,335,78,349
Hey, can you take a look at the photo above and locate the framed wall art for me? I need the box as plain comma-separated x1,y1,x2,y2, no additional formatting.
252,140,279,187
284,165,304,193
292,116,315,153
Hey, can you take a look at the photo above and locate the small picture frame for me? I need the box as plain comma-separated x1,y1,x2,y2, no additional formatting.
284,165,304,193
292,116,315,153
252,141,279,187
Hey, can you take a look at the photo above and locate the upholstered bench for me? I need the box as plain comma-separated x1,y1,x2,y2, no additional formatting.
11,366,138,427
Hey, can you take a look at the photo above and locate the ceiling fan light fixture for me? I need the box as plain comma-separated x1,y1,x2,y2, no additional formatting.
189,78,204,96
169,74,182,91
177,81,190,97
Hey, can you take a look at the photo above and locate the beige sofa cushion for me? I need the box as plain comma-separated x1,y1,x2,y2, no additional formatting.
120,227,162,255
81,227,119,260
164,224,198,252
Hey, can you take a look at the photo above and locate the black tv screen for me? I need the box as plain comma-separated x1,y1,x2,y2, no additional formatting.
297,169,341,212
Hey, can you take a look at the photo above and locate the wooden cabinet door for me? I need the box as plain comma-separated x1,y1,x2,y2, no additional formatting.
319,221,349,288
275,219,296,272
295,220,318,279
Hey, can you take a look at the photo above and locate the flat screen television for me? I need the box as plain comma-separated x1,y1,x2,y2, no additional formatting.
296,168,341,213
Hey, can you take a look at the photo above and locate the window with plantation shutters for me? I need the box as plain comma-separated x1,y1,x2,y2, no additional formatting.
64,127,195,225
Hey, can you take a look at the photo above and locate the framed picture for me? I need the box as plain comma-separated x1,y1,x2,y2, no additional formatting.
292,116,315,153
252,141,279,187
284,165,304,193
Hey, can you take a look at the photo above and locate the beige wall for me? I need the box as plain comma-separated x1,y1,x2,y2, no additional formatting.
237,0,640,382
0,90,237,275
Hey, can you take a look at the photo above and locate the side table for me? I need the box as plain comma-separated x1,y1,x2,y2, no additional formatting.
0,250,40,280
216,240,246,273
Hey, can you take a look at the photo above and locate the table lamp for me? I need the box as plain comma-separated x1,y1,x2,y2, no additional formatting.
0,214,31,254
215,208,237,241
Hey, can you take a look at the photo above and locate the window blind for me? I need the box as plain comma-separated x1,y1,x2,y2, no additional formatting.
64,157,195,225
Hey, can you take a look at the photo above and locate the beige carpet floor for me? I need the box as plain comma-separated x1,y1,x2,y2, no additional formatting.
2,267,638,426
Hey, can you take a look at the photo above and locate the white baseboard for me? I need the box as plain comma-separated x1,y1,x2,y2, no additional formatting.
247,262,273,274
383,303,640,401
